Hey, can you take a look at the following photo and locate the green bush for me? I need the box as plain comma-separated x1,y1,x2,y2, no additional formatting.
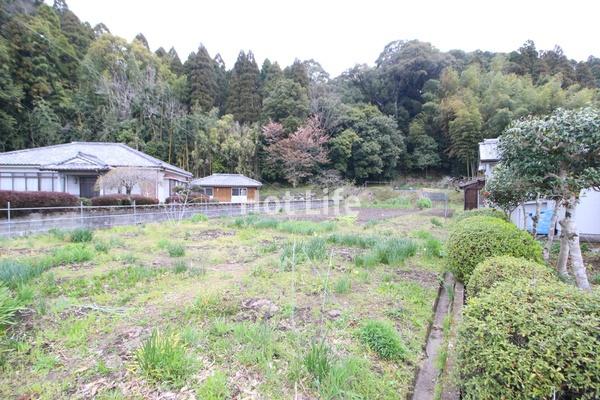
135,330,196,387
70,228,93,243
358,320,408,361
446,216,542,282
454,208,508,222
416,197,432,209
468,255,556,297
456,280,600,400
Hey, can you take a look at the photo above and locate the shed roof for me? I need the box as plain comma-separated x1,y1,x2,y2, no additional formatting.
191,173,262,188
0,142,191,177
479,138,500,162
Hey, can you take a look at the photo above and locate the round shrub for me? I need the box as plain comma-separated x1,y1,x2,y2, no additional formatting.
468,255,556,297
456,280,600,400
446,216,542,282
454,208,508,222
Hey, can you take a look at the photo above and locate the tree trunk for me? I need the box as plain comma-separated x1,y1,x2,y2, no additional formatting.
542,203,559,262
556,219,570,278
531,194,541,237
563,197,591,291
520,203,527,230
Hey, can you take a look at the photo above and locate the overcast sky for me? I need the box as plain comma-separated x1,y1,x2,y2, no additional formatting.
55,0,599,77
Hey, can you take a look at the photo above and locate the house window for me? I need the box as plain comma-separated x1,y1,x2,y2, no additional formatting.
204,187,213,196
232,187,247,196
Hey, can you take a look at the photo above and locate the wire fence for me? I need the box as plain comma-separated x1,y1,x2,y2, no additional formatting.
0,199,334,238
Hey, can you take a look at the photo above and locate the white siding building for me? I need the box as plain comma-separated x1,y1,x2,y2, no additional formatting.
478,139,600,241
0,142,192,202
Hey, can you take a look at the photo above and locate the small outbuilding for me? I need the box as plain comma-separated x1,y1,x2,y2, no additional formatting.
459,177,486,210
190,173,262,203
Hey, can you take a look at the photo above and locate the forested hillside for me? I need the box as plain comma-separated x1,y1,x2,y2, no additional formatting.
1,0,599,183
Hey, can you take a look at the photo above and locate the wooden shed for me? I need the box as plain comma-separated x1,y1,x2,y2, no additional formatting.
190,173,262,203
459,177,486,210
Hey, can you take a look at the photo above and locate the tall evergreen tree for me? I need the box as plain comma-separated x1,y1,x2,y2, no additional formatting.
213,53,228,113
226,51,261,123
284,59,309,88
185,45,217,111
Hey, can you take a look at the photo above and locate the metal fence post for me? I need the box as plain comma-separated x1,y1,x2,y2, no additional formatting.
7,201,11,238
133,200,137,224
80,201,83,227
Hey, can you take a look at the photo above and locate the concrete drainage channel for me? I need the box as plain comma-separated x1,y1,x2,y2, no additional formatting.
409,272,464,400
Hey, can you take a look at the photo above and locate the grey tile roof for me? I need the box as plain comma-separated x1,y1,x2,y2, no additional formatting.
191,173,262,187
0,142,191,177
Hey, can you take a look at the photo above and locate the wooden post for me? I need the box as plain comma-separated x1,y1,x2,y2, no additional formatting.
133,200,137,224
7,201,11,238
80,201,84,228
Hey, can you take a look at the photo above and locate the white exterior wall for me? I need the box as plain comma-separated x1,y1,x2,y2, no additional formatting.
510,190,600,237
1,167,185,203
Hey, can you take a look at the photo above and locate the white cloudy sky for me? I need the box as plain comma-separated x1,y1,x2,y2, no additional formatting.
55,0,599,77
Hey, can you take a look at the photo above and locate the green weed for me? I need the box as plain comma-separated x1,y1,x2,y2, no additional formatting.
196,371,229,400
305,341,332,383
334,275,351,294
359,320,408,360
135,330,196,388
190,213,208,223
327,233,377,248
167,243,186,258
70,228,93,243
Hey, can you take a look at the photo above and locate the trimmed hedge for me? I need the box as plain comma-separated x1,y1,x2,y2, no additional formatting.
0,190,79,216
90,194,158,206
165,192,210,204
446,216,542,282
468,255,556,297
456,280,600,399
454,208,508,222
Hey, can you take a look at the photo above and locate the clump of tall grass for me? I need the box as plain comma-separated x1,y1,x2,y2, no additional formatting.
371,196,412,209
197,371,230,400
416,197,433,209
358,320,408,360
412,231,444,258
0,259,37,289
69,228,93,243
278,220,336,235
232,215,335,235
334,275,352,294
354,238,417,267
0,283,22,332
1,245,94,289
305,341,332,383
280,237,328,270
327,233,378,248
189,213,208,223
162,242,185,257
135,330,196,387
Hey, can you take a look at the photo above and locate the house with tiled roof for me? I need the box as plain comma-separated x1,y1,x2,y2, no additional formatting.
0,142,192,202
191,173,262,203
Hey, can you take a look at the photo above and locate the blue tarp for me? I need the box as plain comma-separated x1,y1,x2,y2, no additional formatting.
527,208,554,235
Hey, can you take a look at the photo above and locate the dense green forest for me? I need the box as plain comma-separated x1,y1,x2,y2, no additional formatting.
1,0,599,183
